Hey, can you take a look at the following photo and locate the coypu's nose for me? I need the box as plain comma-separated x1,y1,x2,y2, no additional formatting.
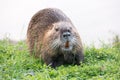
62,32,71,39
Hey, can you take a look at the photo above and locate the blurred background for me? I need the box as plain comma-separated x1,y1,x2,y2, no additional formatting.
0,0,120,46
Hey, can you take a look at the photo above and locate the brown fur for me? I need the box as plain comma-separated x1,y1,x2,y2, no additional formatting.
27,8,84,67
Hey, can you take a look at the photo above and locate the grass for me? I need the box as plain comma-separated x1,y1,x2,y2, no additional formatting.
0,38,120,80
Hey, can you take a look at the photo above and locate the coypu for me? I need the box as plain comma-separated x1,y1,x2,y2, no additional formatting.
27,8,84,67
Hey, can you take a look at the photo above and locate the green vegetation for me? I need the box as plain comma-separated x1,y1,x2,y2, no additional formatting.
0,37,120,80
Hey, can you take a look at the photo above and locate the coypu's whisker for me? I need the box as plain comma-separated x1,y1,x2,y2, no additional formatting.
51,39,60,50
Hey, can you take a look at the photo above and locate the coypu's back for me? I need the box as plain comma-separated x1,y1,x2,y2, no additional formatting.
28,8,70,30
27,8,71,57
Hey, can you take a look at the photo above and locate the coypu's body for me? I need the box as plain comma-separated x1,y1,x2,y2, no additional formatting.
27,8,84,67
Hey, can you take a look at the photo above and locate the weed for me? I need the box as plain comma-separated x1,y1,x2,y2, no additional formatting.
0,39,120,80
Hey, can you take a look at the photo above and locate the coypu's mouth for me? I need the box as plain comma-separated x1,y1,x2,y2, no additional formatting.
61,41,73,51
65,41,69,48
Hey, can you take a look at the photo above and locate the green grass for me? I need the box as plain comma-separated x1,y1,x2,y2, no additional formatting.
0,39,120,80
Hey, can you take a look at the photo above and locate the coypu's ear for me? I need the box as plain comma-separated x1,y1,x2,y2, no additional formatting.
48,24,54,30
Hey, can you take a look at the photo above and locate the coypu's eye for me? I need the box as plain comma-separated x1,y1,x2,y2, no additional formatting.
67,29,70,32
55,27,59,31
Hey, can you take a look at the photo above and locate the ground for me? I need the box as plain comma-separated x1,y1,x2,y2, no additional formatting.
0,39,120,80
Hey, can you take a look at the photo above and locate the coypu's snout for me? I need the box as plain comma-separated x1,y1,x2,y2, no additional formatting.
61,29,73,51
62,32,71,40
61,30,72,43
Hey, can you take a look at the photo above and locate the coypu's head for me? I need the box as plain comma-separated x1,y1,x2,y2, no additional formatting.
44,22,81,53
